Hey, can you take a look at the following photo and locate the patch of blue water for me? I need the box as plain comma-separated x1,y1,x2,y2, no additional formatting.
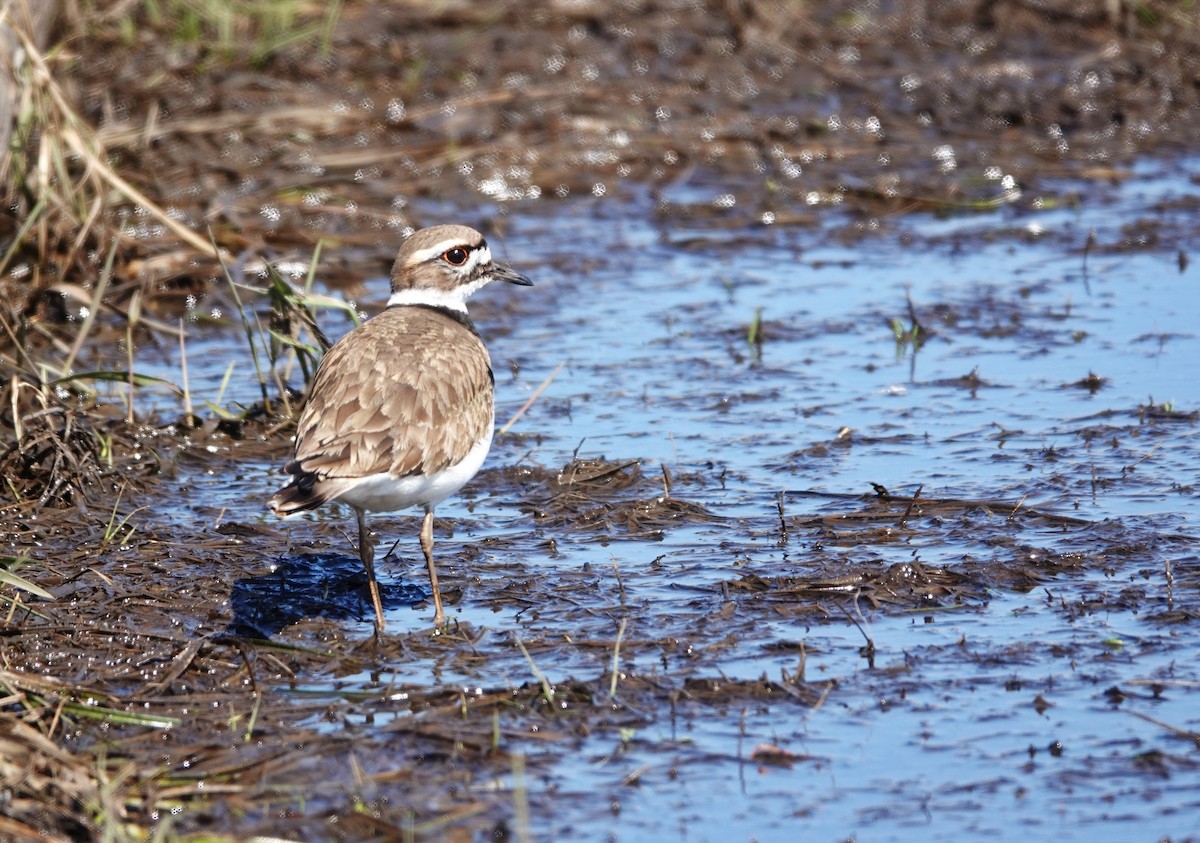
163,155,1200,595
547,583,1200,843
156,158,1199,842
491,197,1196,527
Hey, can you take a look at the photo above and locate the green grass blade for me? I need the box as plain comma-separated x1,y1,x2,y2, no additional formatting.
52,371,184,396
0,562,54,600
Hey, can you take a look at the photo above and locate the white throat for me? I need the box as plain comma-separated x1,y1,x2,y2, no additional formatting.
386,276,490,313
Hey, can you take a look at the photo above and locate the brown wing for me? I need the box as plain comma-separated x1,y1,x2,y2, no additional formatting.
273,307,493,510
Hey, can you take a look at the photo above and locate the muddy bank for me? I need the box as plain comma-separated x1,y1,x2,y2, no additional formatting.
5,0,1199,303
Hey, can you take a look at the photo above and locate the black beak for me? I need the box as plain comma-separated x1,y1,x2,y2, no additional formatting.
493,263,533,286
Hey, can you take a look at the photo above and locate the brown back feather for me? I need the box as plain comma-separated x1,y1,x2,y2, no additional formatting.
272,306,493,511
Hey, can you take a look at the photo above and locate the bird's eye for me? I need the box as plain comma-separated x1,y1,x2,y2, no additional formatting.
443,247,470,266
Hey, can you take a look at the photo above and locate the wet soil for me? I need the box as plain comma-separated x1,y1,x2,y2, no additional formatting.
7,0,1200,298
2,2,1200,841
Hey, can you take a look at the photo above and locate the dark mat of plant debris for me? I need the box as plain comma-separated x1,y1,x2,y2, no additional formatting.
4,1,1199,305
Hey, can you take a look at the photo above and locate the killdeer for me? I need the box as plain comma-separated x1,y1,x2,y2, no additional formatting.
268,224,532,629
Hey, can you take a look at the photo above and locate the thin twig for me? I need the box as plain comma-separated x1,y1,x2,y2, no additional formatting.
1006,493,1028,524
219,251,271,411
776,491,788,544
609,618,628,699
611,554,625,604
178,318,193,422
512,751,532,843
898,484,923,527
1123,437,1167,473
60,235,119,377
1126,709,1200,746
499,361,564,434
514,636,555,706
836,591,876,667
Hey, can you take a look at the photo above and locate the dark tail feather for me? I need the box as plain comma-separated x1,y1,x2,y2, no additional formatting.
268,470,327,517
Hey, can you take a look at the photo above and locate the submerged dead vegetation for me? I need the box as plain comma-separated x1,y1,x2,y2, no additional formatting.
1,1,1199,840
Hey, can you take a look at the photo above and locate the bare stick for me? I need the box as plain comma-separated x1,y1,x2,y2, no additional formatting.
776,491,788,544
1126,709,1200,743
515,636,555,705
611,554,626,603
178,318,193,422
499,361,564,434
1123,437,1167,474
609,617,628,699
836,591,876,667
898,484,923,527
60,234,119,376
1006,493,1028,524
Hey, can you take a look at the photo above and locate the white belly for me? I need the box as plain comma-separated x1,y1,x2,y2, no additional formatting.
337,429,494,513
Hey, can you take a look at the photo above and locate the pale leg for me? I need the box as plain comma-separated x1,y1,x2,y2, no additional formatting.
420,508,445,626
356,507,386,630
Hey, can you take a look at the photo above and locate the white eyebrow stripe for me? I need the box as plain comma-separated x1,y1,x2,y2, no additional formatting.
404,240,493,271
405,236,475,265
471,244,493,270
406,240,461,265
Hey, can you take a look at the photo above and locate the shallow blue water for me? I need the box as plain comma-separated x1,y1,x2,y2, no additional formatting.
147,156,1198,841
